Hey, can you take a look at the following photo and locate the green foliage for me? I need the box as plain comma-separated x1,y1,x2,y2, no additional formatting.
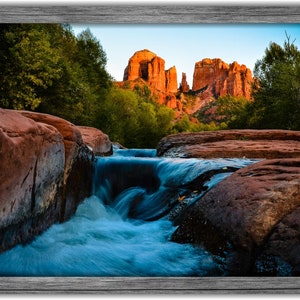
0,24,62,110
215,95,250,128
133,83,152,102
172,113,221,133
76,29,112,91
0,24,112,126
194,95,249,128
248,34,300,129
95,87,175,148
172,114,193,132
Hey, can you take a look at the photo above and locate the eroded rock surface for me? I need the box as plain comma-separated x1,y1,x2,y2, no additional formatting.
157,130,300,159
123,49,179,106
192,58,253,99
0,109,93,252
161,130,300,275
18,111,94,221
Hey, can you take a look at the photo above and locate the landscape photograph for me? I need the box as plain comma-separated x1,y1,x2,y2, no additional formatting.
1,23,300,277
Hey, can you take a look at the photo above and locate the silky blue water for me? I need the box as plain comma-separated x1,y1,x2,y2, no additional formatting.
0,150,258,276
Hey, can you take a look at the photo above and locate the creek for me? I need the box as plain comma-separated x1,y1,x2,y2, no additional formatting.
0,149,258,276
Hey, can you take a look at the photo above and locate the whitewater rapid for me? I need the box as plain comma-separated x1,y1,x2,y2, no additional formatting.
0,149,258,276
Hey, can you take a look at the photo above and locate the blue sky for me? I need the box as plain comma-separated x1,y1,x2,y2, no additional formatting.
71,24,300,85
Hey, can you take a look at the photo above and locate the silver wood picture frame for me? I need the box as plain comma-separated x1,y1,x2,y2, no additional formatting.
0,3,300,294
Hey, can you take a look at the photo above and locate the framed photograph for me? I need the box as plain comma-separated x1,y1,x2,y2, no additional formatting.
1,2,300,294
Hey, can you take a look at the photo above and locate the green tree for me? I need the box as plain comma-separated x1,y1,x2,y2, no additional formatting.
155,105,174,138
38,26,112,126
76,29,112,91
172,114,193,132
135,101,158,148
96,88,140,146
216,95,250,128
96,87,176,148
0,24,112,127
0,24,62,110
250,34,300,129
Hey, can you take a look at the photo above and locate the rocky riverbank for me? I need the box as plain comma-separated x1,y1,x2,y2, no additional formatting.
2,110,300,276
157,130,300,275
0,108,112,252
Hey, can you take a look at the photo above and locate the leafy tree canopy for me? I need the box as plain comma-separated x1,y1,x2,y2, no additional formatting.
0,24,112,126
249,34,300,129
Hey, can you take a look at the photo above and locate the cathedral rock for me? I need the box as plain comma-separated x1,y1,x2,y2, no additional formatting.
192,58,253,99
122,50,254,116
123,49,179,108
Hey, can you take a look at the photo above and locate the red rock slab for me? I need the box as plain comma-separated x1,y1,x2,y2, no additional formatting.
157,130,300,159
163,140,300,159
77,126,112,156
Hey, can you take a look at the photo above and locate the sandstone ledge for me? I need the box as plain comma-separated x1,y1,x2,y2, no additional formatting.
157,129,300,159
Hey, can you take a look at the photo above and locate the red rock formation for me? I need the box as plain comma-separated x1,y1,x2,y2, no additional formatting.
18,111,94,222
122,51,254,117
165,66,178,93
146,56,166,94
0,109,64,230
123,49,157,82
165,94,178,110
262,205,300,274
77,126,112,156
0,109,94,252
123,49,178,105
180,72,190,93
192,58,253,99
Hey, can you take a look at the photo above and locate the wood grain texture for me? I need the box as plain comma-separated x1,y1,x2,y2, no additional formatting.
0,3,300,294
0,5,299,23
1,277,300,294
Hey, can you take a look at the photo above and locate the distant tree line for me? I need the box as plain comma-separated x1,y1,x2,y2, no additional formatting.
1,25,299,147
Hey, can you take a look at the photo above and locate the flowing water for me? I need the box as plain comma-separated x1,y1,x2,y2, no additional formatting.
0,149,258,276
